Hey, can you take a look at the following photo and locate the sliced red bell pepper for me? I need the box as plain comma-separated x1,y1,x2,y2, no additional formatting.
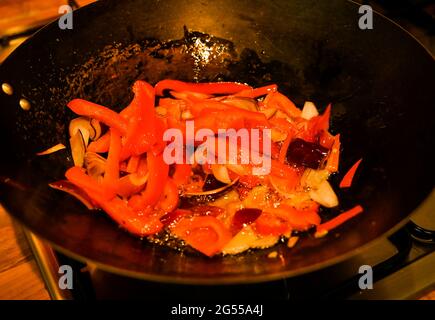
65,166,108,199
100,198,163,236
319,130,335,149
121,81,157,158
325,134,340,173
115,173,148,198
315,205,364,237
170,216,232,257
67,99,128,135
126,155,141,174
339,158,362,188
128,152,169,210
87,131,110,153
194,108,245,134
156,178,179,213
263,92,301,118
103,129,122,197
235,84,278,98
155,80,251,96
270,159,301,180
172,164,192,186
66,166,162,235
190,100,268,127
160,209,191,226
254,212,292,236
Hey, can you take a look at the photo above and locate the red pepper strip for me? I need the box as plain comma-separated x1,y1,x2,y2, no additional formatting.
103,129,122,197
126,155,140,174
254,212,292,236
278,205,321,229
194,108,245,134
270,159,300,179
115,173,148,198
190,100,268,125
136,156,148,176
319,130,335,149
65,166,113,200
315,205,364,237
160,209,191,226
263,92,301,118
128,152,169,210
170,216,232,257
314,103,331,132
234,84,278,98
66,166,161,235
99,198,163,236
339,158,362,188
121,81,157,159
170,91,212,101
325,134,340,173
150,117,168,155
88,132,110,153
172,164,192,186
278,133,293,164
154,80,252,96
67,99,128,135
156,178,179,213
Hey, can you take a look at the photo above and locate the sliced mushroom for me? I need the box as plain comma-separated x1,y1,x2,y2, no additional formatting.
84,152,106,178
69,117,102,143
70,130,86,167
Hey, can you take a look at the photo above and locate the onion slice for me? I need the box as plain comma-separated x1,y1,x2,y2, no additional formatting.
301,101,319,120
70,131,86,167
36,143,66,156
69,117,102,142
309,180,339,208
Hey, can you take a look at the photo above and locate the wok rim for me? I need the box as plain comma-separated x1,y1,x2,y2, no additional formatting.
0,0,434,284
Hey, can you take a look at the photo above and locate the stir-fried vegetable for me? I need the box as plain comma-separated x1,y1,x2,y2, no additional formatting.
51,79,364,257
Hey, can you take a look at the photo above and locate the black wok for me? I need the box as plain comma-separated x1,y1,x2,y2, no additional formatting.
0,0,434,284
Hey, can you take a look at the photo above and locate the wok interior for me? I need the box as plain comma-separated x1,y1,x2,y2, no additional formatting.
0,0,433,282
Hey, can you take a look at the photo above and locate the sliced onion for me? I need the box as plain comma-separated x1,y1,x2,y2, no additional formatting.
36,143,66,156
69,117,102,142
287,236,299,248
49,180,96,209
181,110,194,120
271,128,288,142
226,164,251,176
211,164,231,184
116,173,149,198
309,180,338,208
222,226,278,255
181,178,239,197
300,169,330,190
260,107,277,119
70,130,86,167
221,97,257,112
301,101,319,120
84,152,106,178
155,106,167,117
